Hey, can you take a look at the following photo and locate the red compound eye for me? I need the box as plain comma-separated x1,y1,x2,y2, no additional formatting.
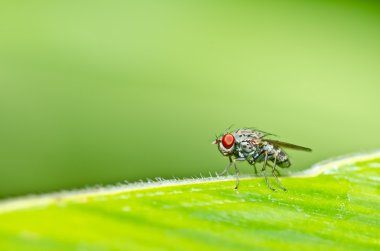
222,134,235,149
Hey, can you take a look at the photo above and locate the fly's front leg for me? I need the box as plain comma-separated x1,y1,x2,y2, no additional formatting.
219,156,233,176
233,159,240,190
262,151,275,191
272,156,287,191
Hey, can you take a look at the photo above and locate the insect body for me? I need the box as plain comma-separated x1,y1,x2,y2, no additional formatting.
212,128,311,191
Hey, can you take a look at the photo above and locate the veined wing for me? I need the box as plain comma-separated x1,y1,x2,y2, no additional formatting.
265,139,312,152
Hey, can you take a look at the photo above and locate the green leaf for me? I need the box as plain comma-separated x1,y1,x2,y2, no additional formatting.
1,152,380,251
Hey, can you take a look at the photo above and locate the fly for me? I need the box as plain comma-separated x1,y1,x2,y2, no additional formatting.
212,127,312,191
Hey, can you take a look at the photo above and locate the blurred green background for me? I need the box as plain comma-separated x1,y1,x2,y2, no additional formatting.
0,0,379,198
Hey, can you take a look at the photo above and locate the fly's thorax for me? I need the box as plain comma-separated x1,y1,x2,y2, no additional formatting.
234,128,264,143
239,140,257,154
231,129,263,160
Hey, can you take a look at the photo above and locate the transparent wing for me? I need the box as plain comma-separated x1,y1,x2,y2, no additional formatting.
265,139,312,152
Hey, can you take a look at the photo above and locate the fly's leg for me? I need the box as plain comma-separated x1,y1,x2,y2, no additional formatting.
247,155,258,175
267,163,280,176
234,159,240,190
253,163,258,175
272,156,287,191
219,156,232,176
219,162,231,176
252,149,265,176
253,149,264,162
262,151,275,191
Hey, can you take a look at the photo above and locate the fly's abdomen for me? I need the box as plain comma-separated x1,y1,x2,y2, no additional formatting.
278,160,291,168
277,151,291,168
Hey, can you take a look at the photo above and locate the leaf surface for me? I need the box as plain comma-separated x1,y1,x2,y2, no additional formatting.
0,153,380,251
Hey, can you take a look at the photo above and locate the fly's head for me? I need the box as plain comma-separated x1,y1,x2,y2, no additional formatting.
212,133,235,156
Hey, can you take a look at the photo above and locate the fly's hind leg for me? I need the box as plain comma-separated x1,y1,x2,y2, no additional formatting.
233,159,240,190
272,156,287,191
262,151,275,191
219,156,232,176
